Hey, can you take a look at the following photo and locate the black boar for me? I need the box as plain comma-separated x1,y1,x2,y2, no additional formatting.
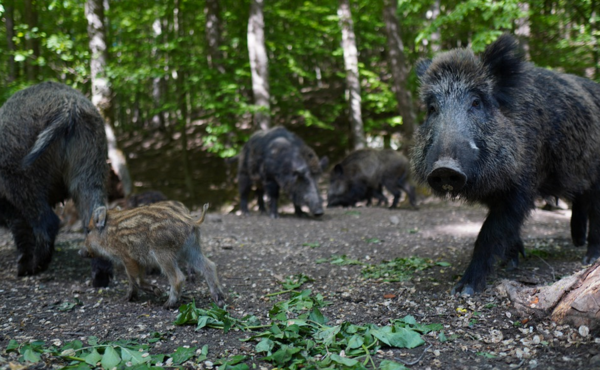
238,126,328,218
126,190,168,209
327,149,417,209
80,201,225,308
412,34,600,295
0,82,111,286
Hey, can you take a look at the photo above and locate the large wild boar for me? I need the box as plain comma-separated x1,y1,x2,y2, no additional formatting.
80,201,225,308
238,126,328,218
0,82,112,286
327,149,417,209
412,34,600,295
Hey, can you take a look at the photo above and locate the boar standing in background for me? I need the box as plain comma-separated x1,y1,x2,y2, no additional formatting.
412,34,600,296
125,190,168,209
237,126,328,218
0,82,112,286
80,201,225,308
327,149,417,209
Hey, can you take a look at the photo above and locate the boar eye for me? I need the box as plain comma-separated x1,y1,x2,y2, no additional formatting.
471,98,481,109
428,104,437,115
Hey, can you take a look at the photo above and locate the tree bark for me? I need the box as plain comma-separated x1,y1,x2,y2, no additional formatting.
86,0,132,196
23,0,39,81
4,0,16,83
205,0,225,73
383,0,416,144
247,0,271,131
428,0,441,53
338,0,365,150
514,2,531,60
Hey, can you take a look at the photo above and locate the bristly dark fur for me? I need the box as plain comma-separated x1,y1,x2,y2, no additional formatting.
0,82,111,286
411,34,600,295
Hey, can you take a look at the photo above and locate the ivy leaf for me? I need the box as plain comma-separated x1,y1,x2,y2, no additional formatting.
380,359,409,370
84,348,102,365
101,346,121,370
170,346,196,364
330,353,358,367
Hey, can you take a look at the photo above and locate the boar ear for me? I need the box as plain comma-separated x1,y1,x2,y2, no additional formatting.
481,34,526,106
416,59,432,79
319,156,329,171
333,164,344,176
93,206,107,229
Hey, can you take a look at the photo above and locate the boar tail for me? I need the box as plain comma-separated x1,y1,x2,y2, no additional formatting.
195,203,210,225
22,98,79,168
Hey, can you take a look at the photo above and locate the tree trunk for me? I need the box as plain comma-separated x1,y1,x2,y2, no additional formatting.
428,0,441,53
205,0,225,73
247,0,271,131
514,2,531,60
498,260,600,331
338,0,365,150
383,0,416,145
86,0,132,197
23,0,39,81
151,9,167,131
4,0,16,83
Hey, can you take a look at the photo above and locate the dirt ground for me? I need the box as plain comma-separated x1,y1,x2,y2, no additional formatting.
1,198,600,369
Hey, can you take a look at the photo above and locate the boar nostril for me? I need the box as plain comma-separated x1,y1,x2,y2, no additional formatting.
427,166,467,193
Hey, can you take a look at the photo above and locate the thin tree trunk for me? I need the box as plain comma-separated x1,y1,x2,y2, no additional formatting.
428,0,441,53
514,2,531,60
23,0,39,81
86,0,132,197
205,0,225,73
151,9,166,131
247,0,271,131
5,0,16,83
175,0,196,204
383,0,416,144
338,0,365,150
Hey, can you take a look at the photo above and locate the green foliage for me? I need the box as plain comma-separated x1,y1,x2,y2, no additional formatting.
4,336,209,369
175,273,444,369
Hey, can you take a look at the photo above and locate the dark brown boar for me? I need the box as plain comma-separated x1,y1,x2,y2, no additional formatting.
0,81,111,286
412,34,600,295
125,190,168,209
80,201,225,308
237,126,328,218
327,149,417,209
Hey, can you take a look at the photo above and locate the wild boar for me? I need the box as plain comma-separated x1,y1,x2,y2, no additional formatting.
237,126,328,218
412,34,600,295
80,201,225,308
327,149,417,209
0,81,111,286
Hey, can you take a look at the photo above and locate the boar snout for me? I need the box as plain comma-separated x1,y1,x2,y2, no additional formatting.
427,158,467,193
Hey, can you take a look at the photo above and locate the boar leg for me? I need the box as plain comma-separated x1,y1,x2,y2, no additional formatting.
382,179,401,208
452,195,529,295
156,258,186,308
571,194,589,247
121,256,143,301
238,172,252,215
255,186,267,213
265,180,280,218
185,231,226,307
584,195,600,264
8,202,60,276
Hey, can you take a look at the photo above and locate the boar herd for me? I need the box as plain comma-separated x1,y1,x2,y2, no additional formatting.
1,34,600,307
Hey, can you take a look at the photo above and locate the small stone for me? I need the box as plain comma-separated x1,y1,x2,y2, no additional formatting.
579,325,590,337
389,216,400,225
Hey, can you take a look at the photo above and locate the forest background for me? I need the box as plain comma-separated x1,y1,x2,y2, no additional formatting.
0,0,598,208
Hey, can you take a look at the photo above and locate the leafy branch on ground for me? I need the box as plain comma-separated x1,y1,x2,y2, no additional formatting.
175,273,445,369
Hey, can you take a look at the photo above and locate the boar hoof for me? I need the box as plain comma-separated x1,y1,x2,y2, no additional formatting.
451,283,476,297
16,255,45,276
583,251,600,265
163,299,179,309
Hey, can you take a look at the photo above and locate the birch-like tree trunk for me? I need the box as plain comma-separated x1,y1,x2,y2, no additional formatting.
247,0,271,130
338,0,365,150
86,0,132,196
515,2,531,60
4,0,16,83
383,0,416,142
428,0,441,53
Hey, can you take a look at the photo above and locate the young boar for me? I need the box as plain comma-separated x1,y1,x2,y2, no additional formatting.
327,149,417,209
0,81,111,286
80,201,225,308
412,34,600,295
237,126,328,218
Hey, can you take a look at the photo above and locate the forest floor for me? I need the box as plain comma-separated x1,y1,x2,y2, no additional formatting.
1,198,600,369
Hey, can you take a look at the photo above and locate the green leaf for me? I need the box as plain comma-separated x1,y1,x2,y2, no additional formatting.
314,325,341,346
330,353,358,366
346,334,364,350
100,346,121,370
380,359,409,370
84,349,102,365
372,327,424,349
309,307,326,325
6,339,20,353
170,346,196,364
22,348,41,363
121,347,149,365
255,338,274,354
